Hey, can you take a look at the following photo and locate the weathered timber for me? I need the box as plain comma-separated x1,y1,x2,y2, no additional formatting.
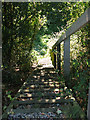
87,83,90,120
57,43,61,74
51,8,90,119
52,8,90,49
0,47,2,66
64,37,70,77
54,53,56,69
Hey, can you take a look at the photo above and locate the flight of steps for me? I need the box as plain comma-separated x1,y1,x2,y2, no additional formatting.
2,66,84,119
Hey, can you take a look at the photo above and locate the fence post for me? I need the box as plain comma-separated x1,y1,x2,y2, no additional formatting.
87,82,90,120
53,47,56,69
0,2,2,119
64,37,70,78
57,43,61,74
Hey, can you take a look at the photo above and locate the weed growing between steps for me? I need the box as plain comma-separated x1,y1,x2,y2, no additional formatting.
56,74,85,118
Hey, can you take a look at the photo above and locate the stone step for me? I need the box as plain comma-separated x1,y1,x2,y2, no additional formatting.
8,107,64,119
22,86,62,90
20,88,64,93
24,81,60,85
13,98,73,105
26,78,59,82
30,72,57,75
13,102,64,108
16,92,66,100
9,108,57,114
18,92,62,98
17,96,61,99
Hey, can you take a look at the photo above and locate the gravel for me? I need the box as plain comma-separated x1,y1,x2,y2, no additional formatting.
8,111,64,119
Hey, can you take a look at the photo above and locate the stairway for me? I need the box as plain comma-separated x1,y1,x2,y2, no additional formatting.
2,65,85,119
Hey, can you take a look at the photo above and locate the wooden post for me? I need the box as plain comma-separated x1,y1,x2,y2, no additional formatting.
54,53,56,69
64,37,70,78
57,43,61,74
0,1,2,120
87,83,90,120
54,47,56,69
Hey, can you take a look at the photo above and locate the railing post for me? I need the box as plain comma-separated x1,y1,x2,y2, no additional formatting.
64,37,70,78
0,2,2,119
54,54,56,69
54,48,56,69
87,83,90,120
57,43,61,74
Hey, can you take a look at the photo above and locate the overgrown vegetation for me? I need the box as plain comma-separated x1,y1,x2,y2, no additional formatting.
70,24,90,116
2,2,89,117
50,3,90,117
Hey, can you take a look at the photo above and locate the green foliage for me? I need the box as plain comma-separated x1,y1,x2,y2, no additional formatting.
2,2,40,71
40,49,46,55
2,2,89,116
50,2,89,116
69,26,89,115
50,49,54,66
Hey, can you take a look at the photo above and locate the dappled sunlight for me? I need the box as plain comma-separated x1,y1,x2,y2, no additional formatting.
41,79,45,82
49,84,54,87
2,3,89,119
56,97,61,100
41,72,45,76
9,65,80,119
30,85,35,88
5,65,83,119
64,87,67,90
24,89,29,92
18,89,22,92
17,66,76,104
33,75,37,78
52,99,56,103
54,89,60,94
30,98,33,101
48,79,52,82
45,99,49,102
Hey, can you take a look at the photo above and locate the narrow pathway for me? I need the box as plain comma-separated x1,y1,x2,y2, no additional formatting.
2,58,84,119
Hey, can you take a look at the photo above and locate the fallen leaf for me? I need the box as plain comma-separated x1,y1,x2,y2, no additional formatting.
56,109,62,114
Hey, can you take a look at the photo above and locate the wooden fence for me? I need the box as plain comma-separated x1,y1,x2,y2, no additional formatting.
51,8,90,120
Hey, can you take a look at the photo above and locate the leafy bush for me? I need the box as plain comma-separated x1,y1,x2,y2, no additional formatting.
40,49,46,55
